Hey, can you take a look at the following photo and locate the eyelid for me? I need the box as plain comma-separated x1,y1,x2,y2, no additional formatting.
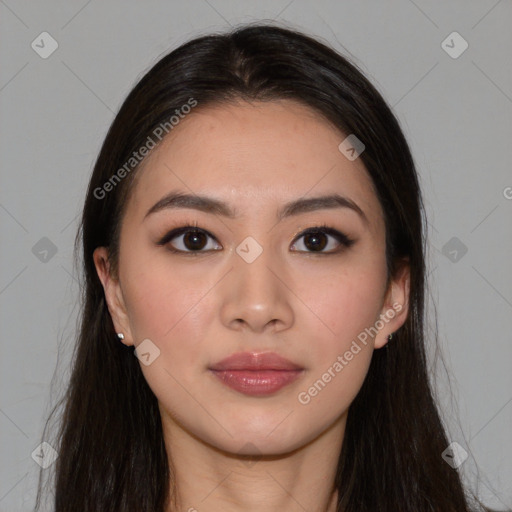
156,221,356,254
290,224,355,253
292,225,354,245
156,224,219,247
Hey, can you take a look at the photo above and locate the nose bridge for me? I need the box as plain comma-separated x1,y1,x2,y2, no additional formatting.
219,237,294,332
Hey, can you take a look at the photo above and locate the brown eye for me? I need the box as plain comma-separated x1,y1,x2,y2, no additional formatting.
157,226,222,254
303,232,328,251
290,226,355,254
182,230,208,251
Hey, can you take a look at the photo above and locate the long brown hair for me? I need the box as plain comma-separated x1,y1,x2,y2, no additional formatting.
35,23,491,511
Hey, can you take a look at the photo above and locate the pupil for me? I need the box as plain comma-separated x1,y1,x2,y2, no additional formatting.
184,231,206,250
305,232,327,251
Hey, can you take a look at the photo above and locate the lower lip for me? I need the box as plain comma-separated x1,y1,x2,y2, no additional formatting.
210,369,304,396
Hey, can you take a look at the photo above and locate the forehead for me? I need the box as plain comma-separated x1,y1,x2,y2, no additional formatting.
125,99,383,232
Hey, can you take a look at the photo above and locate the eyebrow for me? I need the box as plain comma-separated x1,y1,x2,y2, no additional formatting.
144,191,369,225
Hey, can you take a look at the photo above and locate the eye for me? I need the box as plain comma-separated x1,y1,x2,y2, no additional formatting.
290,225,355,254
157,223,355,255
157,226,221,254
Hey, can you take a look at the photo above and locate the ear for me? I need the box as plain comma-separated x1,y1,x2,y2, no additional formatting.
93,247,134,346
374,258,410,349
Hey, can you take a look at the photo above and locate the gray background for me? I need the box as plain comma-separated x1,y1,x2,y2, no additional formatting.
1,1,511,510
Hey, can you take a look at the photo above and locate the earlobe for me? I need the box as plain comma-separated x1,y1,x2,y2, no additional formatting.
375,259,410,349
92,247,134,346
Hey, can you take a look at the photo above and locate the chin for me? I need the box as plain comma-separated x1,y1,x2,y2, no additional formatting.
195,416,327,458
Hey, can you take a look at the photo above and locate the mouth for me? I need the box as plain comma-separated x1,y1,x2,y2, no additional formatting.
209,352,305,396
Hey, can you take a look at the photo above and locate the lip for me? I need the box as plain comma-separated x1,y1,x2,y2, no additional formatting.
209,352,304,396
210,352,303,371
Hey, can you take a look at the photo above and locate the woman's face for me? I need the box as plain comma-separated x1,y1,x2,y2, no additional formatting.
94,99,409,456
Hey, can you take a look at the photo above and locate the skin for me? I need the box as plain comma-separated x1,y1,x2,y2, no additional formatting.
94,99,410,512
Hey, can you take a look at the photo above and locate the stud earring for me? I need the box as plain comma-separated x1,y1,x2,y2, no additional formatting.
117,333,125,340
388,333,393,341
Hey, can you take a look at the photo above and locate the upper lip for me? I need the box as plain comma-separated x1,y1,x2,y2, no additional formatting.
209,352,303,371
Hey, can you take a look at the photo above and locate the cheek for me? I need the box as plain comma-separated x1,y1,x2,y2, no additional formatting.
120,262,215,421
120,251,224,398
292,259,386,409
301,261,387,357
294,341,372,439
121,247,206,338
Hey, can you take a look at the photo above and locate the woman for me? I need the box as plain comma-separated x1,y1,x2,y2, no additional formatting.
35,23,493,511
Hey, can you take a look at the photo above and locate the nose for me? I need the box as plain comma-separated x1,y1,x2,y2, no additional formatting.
219,244,294,334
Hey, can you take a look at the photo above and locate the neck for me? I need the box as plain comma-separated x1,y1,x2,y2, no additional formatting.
161,413,346,512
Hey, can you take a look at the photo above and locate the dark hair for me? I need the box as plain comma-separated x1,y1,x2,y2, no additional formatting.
35,22,492,512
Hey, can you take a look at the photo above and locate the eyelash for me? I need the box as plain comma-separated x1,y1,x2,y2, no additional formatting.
156,221,356,256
